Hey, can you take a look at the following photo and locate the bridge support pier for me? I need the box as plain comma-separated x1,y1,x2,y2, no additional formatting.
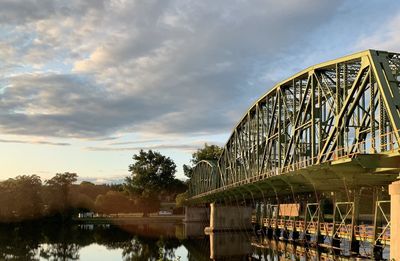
389,180,400,260
205,203,252,232
184,206,209,223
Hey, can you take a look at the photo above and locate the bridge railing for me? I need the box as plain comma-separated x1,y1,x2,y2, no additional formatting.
281,129,399,175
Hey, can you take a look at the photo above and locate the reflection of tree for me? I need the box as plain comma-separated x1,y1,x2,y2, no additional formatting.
157,236,182,261
0,223,43,260
119,235,182,261
121,237,160,260
0,222,85,260
181,238,211,261
0,222,187,260
39,243,80,261
38,223,82,261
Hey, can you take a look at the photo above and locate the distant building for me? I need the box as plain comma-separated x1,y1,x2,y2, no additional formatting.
78,212,94,218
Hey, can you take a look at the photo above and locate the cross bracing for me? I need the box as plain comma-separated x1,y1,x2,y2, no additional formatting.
188,50,400,202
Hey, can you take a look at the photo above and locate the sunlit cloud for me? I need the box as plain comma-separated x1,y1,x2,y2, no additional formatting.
85,144,200,152
0,138,70,146
109,139,164,146
0,0,399,179
77,175,125,184
355,12,400,52
0,0,346,140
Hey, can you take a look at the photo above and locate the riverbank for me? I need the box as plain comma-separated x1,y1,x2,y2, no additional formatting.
74,214,184,224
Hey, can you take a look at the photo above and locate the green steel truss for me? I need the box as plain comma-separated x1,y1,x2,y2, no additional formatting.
188,160,218,196
188,50,400,201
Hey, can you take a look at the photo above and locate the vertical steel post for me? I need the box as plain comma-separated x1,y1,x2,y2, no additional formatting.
311,73,315,163
336,63,342,156
278,88,281,171
351,189,360,254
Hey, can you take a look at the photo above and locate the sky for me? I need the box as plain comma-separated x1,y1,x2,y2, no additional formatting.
1,0,400,183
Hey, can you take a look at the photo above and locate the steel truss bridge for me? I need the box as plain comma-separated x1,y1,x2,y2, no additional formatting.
187,50,400,256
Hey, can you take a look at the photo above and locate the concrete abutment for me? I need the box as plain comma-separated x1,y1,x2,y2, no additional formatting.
205,203,252,232
184,206,209,223
389,180,400,260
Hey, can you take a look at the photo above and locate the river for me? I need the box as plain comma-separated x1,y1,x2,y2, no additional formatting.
0,221,389,260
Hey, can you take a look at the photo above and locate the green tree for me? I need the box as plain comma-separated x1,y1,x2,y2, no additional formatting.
44,172,78,215
133,190,160,216
125,150,177,194
183,143,223,178
0,175,43,221
14,175,43,220
124,150,181,215
94,191,135,214
175,191,188,208
165,179,187,200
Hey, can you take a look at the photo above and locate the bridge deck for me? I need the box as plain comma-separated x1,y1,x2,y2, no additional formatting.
189,150,400,203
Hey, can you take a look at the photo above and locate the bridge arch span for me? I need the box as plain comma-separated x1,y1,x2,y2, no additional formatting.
188,160,220,198
190,50,400,201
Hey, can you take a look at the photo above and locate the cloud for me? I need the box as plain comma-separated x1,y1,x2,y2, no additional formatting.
109,139,164,146
355,12,400,52
86,143,200,152
77,175,125,185
0,0,55,24
0,0,105,24
0,138,70,146
5,0,389,142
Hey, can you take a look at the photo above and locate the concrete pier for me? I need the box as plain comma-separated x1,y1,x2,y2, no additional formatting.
184,206,209,223
389,180,400,260
206,203,252,232
182,222,206,238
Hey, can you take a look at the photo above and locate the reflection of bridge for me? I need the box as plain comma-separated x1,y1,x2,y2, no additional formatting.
186,50,400,259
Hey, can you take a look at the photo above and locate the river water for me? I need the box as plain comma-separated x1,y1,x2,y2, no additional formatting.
0,222,389,260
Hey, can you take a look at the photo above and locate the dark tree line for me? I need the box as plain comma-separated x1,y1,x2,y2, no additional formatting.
0,146,227,222
0,172,116,222
0,149,189,223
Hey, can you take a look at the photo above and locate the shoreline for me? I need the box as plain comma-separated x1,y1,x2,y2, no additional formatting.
74,215,184,224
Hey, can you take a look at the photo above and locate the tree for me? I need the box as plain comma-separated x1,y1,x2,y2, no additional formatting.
175,191,188,208
183,143,223,178
0,175,43,221
133,190,160,216
165,179,187,200
125,150,177,195
45,172,78,191
44,172,78,215
124,150,181,216
14,175,43,220
94,191,135,214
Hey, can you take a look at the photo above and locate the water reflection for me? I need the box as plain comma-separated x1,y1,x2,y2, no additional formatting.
0,222,383,260
209,232,252,259
0,222,184,260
